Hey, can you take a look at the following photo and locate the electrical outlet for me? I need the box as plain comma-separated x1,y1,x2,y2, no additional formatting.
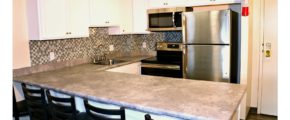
142,42,147,48
109,45,114,51
49,52,55,61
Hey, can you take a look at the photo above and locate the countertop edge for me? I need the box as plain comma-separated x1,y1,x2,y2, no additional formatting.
13,78,208,120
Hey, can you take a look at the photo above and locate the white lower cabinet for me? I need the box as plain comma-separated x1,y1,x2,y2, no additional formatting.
126,109,181,120
74,98,179,120
106,62,141,75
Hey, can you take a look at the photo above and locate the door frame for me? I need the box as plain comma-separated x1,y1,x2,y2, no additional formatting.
257,0,264,114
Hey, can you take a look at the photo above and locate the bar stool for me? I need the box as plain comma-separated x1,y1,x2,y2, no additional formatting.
21,83,50,120
13,87,29,120
46,90,87,120
83,99,126,120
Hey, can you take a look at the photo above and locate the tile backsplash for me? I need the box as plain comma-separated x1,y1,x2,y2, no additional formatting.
29,27,182,66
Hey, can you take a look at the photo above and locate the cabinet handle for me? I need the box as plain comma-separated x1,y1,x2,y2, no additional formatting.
123,30,125,32
65,32,68,35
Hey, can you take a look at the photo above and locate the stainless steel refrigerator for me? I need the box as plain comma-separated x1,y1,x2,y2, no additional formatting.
182,10,239,83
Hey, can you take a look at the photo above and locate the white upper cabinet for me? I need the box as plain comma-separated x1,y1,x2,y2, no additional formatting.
132,0,150,34
118,0,133,34
147,0,241,9
90,0,120,27
109,0,149,35
148,0,188,9
67,0,90,38
187,0,241,6
27,0,90,40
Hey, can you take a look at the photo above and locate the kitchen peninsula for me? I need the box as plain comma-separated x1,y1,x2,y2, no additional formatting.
13,57,246,120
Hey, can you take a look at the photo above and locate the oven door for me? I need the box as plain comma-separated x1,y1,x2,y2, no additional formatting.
141,63,182,78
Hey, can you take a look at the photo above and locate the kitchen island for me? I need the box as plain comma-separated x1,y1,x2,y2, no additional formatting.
13,57,246,120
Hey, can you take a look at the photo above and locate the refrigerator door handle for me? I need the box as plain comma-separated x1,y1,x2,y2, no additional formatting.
182,45,187,78
182,13,187,44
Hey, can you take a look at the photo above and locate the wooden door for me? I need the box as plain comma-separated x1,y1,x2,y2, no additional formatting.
258,0,278,116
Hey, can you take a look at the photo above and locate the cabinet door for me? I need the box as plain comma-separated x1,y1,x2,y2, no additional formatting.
119,0,133,34
67,0,90,38
38,0,66,39
187,0,241,6
148,0,166,8
106,62,141,75
166,0,187,7
90,0,120,27
148,0,187,8
132,0,150,33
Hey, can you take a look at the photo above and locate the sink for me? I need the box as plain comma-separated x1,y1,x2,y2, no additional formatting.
93,59,126,65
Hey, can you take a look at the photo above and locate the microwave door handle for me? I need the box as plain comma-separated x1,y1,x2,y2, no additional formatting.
172,12,176,27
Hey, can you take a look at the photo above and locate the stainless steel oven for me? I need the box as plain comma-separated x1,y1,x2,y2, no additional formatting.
141,42,183,78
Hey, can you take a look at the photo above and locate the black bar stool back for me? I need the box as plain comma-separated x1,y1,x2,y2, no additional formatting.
46,90,79,120
13,87,29,120
21,83,50,120
83,99,126,120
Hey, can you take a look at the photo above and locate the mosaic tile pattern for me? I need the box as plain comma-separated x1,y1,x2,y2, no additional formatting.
29,28,165,66
163,31,182,43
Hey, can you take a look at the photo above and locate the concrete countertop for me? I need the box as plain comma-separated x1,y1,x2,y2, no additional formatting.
13,56,246,120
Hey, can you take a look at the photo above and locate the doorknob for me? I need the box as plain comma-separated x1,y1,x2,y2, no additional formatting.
264,42,271,58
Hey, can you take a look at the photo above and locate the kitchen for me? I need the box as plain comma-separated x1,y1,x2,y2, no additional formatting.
4,0,280,120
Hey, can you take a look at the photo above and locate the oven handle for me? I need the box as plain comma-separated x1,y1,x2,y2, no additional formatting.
141,63,180,71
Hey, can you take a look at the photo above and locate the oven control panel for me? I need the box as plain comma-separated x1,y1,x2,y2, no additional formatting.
157,42,183,51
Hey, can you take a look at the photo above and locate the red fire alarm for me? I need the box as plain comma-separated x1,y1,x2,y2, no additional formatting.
242,6,249,16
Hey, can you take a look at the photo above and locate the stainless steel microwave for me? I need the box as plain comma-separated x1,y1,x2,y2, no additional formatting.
147,7,192,31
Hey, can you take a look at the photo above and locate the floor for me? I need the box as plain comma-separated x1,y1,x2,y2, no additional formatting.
246,108,278,120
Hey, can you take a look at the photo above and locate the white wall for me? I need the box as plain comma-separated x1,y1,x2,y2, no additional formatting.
13,0,31,69
13,0,31,102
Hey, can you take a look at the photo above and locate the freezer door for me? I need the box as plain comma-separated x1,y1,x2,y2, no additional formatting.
182,10,231,44
183,45,230,82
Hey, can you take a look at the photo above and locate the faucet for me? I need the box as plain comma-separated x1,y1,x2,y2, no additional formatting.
92,44,108,62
